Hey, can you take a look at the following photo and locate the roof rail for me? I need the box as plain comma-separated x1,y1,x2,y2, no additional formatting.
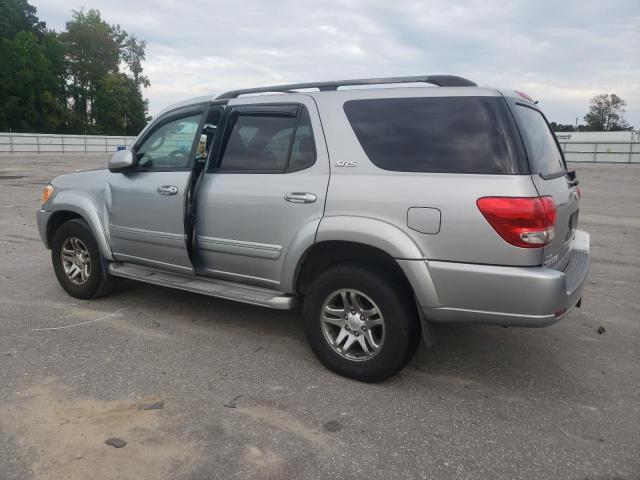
216,75,477,100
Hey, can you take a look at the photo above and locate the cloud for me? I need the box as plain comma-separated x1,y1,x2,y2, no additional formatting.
32,0,640,126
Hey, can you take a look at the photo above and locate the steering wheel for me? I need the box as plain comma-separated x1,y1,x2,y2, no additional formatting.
160,149,187,166
168,149,188,159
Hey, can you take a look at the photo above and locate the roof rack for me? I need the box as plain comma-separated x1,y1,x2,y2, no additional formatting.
216,75,477,100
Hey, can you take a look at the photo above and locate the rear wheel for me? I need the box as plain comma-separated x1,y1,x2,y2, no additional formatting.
303,263,420,382
51,219,115,299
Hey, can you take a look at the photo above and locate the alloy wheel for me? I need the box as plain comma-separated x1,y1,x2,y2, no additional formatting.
320,289,385,361
60,237,91,285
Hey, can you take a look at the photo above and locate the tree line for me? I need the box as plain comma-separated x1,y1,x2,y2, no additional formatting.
0,0,149,135
550,93,634,132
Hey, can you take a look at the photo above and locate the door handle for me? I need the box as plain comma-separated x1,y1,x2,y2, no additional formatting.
157,185,178,195
284,192,317,204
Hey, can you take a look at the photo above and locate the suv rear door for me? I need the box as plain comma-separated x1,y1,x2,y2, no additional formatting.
195,95,329,289
509,99,580,270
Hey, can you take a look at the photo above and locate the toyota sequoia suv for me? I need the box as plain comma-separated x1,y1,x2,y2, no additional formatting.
37,75,590,382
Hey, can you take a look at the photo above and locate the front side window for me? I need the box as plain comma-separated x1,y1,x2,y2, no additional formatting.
136,114,202,170
343,96,526,174
217,106,316,172
514,104,566,176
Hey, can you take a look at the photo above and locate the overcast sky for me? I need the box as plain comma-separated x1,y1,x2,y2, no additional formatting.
32,0,640,127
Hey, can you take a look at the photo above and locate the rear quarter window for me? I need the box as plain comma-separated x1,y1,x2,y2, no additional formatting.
513,104,566,177
343,96,527,174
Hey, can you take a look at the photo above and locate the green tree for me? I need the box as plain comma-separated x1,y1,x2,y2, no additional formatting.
122,78,149,135
584,94,632,131
60,9,122,132
94,73,148,135
0,31,65,132
60,8,149,134
0,0,149,134
549,122,576,132
122,35,150,89
0,0,46,39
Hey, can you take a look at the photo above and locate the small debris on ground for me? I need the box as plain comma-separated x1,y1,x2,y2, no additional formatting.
253,346,263,353
138,398,164,410
323,420,342,432
597,326,606,335
105,438,127,448
224,394,243,408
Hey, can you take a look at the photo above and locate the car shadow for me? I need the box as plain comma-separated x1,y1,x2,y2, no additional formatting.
109,279,592,401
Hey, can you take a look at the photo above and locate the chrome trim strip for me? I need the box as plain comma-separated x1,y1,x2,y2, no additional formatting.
110,224,185,240
197,235,282,259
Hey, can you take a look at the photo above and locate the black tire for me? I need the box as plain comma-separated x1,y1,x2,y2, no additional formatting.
51,218,116,299
303,262,420,382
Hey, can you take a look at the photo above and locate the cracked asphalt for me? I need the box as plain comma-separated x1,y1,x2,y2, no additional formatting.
1,154,639,479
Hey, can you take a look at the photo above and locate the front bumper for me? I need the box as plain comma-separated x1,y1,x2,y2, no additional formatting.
421,230,590,327
36,209,53,248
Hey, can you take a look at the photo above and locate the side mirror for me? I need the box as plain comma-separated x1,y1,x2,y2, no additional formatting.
108,149,135,172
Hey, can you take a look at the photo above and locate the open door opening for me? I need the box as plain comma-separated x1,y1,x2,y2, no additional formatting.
185,105,226,266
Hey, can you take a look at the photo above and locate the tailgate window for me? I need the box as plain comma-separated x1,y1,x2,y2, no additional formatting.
514,104,566,177
343,96,527,174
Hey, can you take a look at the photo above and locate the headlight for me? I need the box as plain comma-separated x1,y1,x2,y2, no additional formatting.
41,184,54,207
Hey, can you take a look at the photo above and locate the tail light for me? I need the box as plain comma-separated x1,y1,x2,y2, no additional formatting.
476,196,557,248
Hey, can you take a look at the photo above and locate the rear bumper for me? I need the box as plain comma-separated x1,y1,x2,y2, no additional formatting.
420,230,590,327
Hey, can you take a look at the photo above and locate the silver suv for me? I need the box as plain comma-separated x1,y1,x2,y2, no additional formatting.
37,75,590,382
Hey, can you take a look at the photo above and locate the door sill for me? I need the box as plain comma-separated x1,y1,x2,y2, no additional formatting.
108,262,297,310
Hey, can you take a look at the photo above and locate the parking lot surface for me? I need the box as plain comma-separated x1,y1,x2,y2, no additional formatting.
1,154,639,480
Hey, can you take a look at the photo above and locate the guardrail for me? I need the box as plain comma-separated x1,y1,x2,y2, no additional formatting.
0,133,136,153
558,141,640,163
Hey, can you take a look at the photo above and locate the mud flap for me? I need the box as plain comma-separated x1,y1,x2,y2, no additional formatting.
416,299,437,347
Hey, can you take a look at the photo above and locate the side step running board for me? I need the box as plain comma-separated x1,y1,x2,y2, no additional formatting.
108,263,297,310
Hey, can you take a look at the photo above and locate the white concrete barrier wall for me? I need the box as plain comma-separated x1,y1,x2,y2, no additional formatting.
555,131,639,163
558,141,639,163
0,133,136,153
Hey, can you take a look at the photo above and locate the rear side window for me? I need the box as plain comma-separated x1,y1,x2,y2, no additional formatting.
288,108,316,172
514,104,566,176
220,114,296,171
217,106,316,172
343,96,526,174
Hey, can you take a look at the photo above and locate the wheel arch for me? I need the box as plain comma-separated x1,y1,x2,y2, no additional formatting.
315,216,426,260
45,191,113,261
295,240,414,297
291,216,440,308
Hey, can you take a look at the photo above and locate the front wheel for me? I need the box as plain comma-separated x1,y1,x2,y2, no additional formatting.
51,219,115,299
303,263,420,382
